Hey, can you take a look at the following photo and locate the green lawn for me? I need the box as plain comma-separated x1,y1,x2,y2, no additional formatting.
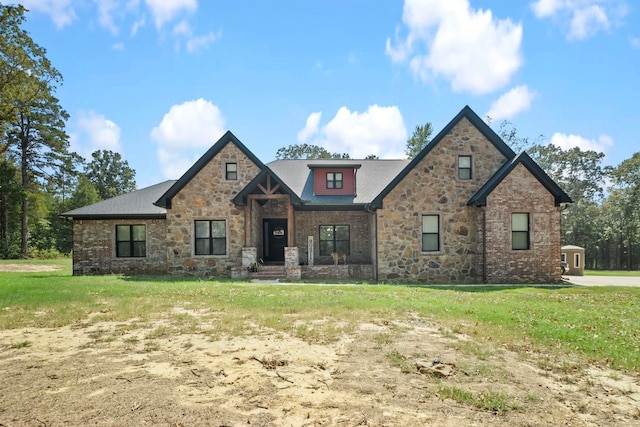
585,269,640,277
1,260,639,373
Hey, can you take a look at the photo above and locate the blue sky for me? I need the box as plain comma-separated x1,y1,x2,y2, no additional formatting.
18,0,640,188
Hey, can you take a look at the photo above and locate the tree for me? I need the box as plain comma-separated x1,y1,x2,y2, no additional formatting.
496,120,544,153
85,150,137,200
606,152,640,270
405,122,433,158
1,5,69,258
0,157,21,257
275,144,350,160
1,5,59,151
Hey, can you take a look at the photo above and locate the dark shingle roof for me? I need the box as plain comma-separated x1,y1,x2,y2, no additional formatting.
467,152,573,207
62,180,176,218
266,159,410,205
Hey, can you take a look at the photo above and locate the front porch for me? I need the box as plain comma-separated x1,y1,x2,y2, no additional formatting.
231,246,375,281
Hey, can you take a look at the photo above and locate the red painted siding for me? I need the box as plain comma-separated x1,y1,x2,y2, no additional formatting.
313,168,356,195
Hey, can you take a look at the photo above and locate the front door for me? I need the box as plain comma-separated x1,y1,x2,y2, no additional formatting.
263,219,287,262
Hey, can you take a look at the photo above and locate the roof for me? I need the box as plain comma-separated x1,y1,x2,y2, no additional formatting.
266,159,410,205
467,151,573,207
371,105,516,208
62,180,176,219
155,130,265,209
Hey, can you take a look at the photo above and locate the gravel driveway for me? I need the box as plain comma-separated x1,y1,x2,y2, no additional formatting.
565,275,640,287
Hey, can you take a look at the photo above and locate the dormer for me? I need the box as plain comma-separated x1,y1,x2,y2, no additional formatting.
308,163,361,196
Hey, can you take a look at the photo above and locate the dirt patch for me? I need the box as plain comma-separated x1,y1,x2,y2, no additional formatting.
0,311,639,426
0,264,61,272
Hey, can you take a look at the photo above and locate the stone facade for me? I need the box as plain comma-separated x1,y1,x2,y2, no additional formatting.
377,118,509,283
67,107,569,283
165,143,261,276
72,218,167,275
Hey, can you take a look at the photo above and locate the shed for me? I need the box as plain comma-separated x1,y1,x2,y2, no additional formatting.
561,245,585,276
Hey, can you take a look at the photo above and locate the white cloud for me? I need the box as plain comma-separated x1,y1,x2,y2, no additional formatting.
386,0,522,95
69,111,122,160
112,42,125,51
569,5,609,40
144,0,197,29
486,85,535,120
549,132,613,153
304,105,407,159
96,0,120,34
131,15,146,35
297,112,322,143
20,0,76,28
530,0,627,40
171,20,221,53
186,31,221,53
151,99,226,179
631,37,640,48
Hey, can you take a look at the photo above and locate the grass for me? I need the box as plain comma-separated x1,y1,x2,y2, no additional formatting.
585,270,640,277
1,260,640,372
437,386,520,414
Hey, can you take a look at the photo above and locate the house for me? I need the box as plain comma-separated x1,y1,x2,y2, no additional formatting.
63,106,572,283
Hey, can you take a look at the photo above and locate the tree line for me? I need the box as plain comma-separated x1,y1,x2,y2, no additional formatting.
0,5,135,258
1,5,638,270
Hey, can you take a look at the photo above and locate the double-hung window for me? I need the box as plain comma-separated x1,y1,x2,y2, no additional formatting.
421,215,440,252
195,220,227,255
458,155,472,180
326,172,343,189
319,225,350,255
512,213,530,250
225,163,238,180
116,225,146,257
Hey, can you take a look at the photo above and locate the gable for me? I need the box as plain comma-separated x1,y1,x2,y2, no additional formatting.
155,131,265,209
371,105,515,209
467,152,573,207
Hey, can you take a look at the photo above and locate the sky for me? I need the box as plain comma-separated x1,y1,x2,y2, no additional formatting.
16,0,640,188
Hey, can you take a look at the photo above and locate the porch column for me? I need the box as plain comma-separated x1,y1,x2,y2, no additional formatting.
244,199,252,247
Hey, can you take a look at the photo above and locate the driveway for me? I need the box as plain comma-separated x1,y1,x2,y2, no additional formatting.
564,275,640,287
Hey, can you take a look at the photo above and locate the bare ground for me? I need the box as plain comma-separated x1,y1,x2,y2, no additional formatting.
1,306,639,427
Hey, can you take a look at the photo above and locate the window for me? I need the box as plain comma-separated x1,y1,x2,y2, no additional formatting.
319,225,350,256
116,225,146,257
326,172,343,189
574,253,581,268
561,253,566,262
195,220,227,255
458,155,472,180
225,163,237,180
512,213,530,250
421,215,440,252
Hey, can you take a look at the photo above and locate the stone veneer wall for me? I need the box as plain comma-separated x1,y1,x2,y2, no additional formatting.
294,210,374,265
71,218,167,275
377,118,509,283
482,164,562,283
165,143,261,276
